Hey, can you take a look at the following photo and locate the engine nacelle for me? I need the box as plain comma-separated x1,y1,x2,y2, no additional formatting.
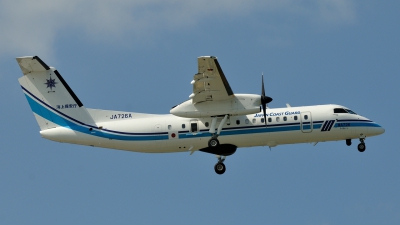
170,94,261,118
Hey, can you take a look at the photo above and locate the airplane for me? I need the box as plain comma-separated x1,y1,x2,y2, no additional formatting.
16,56,385,175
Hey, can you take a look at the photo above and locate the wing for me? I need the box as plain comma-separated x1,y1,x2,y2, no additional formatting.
190,56,234,103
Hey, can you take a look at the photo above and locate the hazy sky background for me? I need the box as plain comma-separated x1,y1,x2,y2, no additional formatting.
1,0,399,224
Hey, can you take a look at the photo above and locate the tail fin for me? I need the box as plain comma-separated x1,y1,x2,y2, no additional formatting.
17,56,97,131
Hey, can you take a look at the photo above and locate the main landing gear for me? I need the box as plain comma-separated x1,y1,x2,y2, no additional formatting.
214,156,226,175
208,115,229,148
199,144,237,175
208,138,219,147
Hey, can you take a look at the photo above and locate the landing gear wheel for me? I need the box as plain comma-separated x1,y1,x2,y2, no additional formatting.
346,139,352,146
208,138,219,148
357,143,366,152
214,162,226,175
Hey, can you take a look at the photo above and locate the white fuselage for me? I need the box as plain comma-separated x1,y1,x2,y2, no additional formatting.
39,104,384,153
17,55,385,175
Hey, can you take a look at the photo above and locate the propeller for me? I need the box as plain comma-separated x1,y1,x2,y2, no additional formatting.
261,75,273,126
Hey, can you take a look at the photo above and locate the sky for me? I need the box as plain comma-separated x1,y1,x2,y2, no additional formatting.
0,0,399,224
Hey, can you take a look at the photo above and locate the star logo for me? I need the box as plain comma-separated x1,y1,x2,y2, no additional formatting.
44,76,57,90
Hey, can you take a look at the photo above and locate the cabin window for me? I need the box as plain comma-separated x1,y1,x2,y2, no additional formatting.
182,124,185,129
205,122,209,127
283,116,287,121
268,118,272,123
261,118,265,123
304,115,308,120
294,116,298,120
168,125,171,130
245,119,249,124
276,117,280,122
334,108,348,113
252,118,256,123
190,123,198,132
236,120,240,125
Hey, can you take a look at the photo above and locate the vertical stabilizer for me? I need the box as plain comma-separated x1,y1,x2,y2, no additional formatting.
17,56,97,131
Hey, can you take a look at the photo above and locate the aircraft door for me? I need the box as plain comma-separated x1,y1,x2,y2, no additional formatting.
301,112,312,133
190,120,199,134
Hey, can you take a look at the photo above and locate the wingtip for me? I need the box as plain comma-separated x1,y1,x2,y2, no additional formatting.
198,56,217,59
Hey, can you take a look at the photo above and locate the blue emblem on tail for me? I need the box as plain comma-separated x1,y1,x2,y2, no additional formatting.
44,76,57,90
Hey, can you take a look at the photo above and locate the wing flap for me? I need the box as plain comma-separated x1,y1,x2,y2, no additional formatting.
191,56,234,103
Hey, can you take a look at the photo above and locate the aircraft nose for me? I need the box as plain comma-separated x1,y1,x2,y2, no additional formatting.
377,126,385,135
370,125,385,136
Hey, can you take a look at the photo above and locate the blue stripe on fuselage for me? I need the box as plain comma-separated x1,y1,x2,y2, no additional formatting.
24,92,168,141
23,87,381,141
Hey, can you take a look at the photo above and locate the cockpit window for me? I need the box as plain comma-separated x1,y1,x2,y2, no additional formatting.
334,108,348,113
345,109,357,114
333,108,357,115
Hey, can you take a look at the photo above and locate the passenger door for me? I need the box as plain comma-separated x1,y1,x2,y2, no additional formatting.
190,119,199,134
301,112,312,133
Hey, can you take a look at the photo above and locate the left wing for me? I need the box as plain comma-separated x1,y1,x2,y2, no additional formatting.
190,56,234,103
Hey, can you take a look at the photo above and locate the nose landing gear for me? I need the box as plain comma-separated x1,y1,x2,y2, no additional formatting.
346,136,366,152
357,138,366,152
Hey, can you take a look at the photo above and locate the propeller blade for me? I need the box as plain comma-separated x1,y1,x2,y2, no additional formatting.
262,75,265,98
261,75,273,126
261,75,267,125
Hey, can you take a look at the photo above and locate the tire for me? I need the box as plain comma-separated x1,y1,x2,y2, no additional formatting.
357,143,366,152
208,138,219,148
214,162,226,175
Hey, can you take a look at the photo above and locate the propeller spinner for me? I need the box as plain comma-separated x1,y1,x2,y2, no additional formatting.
261,75,273,126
